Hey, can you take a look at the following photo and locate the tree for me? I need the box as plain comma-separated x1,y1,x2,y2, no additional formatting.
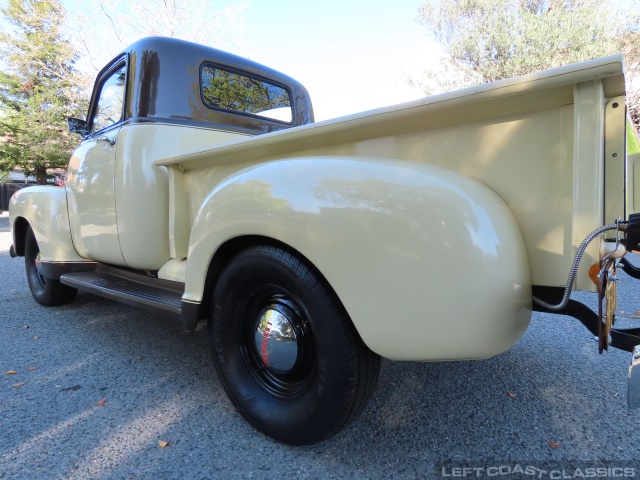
410,0,640,129
64,0,246,75
0,0,88,184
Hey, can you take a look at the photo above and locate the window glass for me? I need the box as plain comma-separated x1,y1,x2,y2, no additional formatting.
92,65,126,133
201,65,292,123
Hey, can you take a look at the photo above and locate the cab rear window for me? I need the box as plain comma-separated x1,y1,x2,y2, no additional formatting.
200,64,292,123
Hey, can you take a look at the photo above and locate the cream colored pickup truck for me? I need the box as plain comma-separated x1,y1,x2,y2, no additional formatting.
8,37,640,444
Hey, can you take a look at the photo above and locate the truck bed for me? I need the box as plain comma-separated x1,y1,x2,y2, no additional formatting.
157,55,628,292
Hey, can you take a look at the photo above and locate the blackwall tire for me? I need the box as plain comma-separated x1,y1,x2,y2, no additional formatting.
24,226,77,306
209,244,380,445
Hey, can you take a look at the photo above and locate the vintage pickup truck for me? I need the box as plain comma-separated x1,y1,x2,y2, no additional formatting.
8,37,640,444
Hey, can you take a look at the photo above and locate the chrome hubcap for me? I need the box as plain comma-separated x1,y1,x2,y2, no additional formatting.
34,252,46,286
254,303,298,374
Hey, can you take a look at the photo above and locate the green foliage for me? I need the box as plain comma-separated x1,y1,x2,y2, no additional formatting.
0,0,87,184
420,0,620,82
414,0,640,127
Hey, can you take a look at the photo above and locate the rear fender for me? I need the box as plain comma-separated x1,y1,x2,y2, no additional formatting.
186,157,532,361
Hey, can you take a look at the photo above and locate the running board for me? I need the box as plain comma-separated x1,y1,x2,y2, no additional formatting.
60,269,183,318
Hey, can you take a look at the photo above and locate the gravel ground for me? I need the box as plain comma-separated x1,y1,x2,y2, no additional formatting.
1,210,639,479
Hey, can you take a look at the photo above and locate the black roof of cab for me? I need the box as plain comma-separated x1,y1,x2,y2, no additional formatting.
94,36,314,135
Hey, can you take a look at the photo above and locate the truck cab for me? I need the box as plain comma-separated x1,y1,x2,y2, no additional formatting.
65,37,313,271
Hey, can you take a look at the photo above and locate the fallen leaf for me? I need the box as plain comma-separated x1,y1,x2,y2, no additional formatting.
13,383,25,388
507,391,516,398
5,370,17,375
27,367,37,371
547,440,561,449
96,398,106,407
158,440,170,448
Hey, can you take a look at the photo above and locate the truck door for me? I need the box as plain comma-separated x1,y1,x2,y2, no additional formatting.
66,61,127,265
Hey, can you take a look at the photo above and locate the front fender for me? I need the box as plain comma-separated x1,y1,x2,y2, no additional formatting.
186,157,531,361
9,186,88,263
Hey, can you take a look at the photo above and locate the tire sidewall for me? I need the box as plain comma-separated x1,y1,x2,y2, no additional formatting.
210,248,356,444
24,227,48,303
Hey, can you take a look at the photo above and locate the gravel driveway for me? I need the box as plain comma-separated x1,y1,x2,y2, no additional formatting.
1,211,639,479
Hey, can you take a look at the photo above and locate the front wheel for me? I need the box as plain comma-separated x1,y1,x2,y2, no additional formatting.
24,226,77,306
209,244,380,445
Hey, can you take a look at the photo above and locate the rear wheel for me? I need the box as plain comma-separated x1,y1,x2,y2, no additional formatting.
209,244,380,445
24,226,77,306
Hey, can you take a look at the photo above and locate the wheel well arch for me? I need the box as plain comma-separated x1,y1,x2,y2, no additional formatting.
200,234,349,324
12,216,30,257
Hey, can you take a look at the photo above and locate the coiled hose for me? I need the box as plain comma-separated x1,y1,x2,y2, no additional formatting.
532,223,623,311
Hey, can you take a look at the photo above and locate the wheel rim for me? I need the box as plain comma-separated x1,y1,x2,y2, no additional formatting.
242,291,316,399
34,252,47,287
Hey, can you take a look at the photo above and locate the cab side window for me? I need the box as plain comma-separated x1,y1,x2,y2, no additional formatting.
92,65,126,133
